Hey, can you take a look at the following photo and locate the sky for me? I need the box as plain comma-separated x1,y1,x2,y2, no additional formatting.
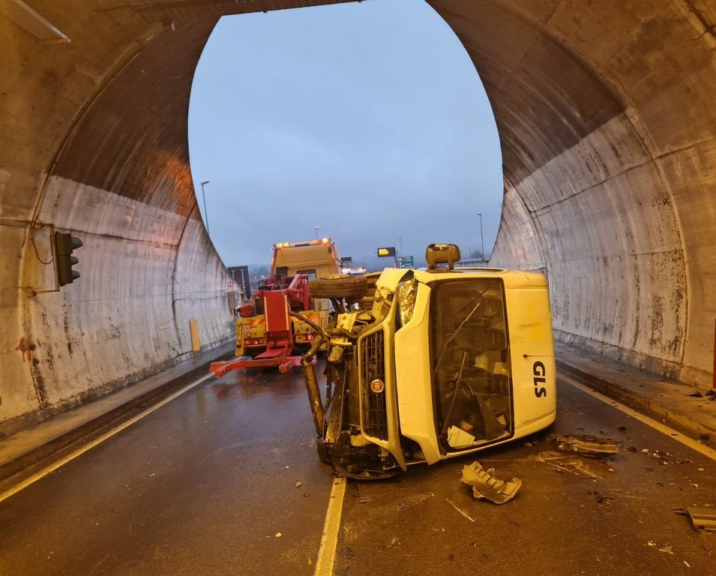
188,0,503,267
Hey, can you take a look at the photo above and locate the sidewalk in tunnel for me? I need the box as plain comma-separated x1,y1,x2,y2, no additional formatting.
0,341,234,490
556,342,716,451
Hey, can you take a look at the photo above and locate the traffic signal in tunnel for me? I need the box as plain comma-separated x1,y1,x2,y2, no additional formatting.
54,231,83,286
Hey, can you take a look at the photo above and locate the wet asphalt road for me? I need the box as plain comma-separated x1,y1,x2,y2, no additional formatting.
0,367,714,575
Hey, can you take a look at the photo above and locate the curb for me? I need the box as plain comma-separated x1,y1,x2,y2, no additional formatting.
557,359,716,451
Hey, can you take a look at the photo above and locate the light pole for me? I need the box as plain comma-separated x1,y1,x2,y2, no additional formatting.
477,212,484,258
315,226,320,239
200,180,210,235
398,235,403,257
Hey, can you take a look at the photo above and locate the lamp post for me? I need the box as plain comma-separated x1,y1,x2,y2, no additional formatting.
315,226,320,239
477,212,484,258
200,180,210,235
398,235,403,257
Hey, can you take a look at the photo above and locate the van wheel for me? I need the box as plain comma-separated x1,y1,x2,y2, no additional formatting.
309,275,369,298
316,438,331,465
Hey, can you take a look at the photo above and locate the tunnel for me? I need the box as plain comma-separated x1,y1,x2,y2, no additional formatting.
1,0,715,431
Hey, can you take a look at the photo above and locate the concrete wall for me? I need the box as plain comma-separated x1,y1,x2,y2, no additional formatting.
1,0,715,431
0,6,233,431
429,0,715,388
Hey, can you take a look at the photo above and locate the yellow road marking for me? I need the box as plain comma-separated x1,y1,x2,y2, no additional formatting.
561,375,716,461
314,476,347,575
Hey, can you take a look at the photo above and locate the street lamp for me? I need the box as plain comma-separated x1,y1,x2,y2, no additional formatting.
200,180,210,235
398,235,402,257
315,226,320,239
476,212,484,258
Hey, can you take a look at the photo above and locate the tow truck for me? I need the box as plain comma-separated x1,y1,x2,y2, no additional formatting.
300,244,557,479
210,238,343,376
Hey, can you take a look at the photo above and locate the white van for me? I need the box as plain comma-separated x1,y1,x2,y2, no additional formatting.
301,244,556,479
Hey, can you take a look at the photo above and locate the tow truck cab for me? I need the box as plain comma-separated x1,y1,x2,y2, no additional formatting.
303,244,556,479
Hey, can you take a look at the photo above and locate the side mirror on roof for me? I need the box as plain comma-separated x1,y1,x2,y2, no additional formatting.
425,244,461,270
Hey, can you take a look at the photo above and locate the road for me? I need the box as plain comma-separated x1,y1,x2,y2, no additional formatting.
0,366,714,575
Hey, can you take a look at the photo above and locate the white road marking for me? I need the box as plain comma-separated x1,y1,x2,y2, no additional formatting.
0,374,214,504
561,375,716,461
314,476,347,576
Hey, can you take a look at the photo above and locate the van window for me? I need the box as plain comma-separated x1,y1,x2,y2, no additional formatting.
430,279,512,451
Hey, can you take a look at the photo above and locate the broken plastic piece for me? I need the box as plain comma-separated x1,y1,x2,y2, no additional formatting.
448,425,476,449
460,462,522,504
686,507,716,533
553,434,619,456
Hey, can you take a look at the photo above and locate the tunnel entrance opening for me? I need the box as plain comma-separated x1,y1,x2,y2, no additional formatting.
187,0,503,273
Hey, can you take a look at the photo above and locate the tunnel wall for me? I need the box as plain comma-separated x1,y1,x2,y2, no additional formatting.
0,7,232,431
430,0,716,388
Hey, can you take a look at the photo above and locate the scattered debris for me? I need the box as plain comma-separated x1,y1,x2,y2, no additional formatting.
617,426,627,431
358,497,372,504
588,489,614,505
538,451,603,478
379,537,399,550
687,390,703,398
460,462,522,504
705,390,716,401
295,481,302,488
446,498,476,522
686,507,716,533
648,541,656,547
276,532,282,538
659,545,674,554
553,434,618,456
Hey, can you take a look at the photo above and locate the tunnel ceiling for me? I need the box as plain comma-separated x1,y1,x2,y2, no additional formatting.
1,0,715,428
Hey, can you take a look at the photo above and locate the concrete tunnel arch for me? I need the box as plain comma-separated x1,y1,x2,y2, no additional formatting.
1,0,715,431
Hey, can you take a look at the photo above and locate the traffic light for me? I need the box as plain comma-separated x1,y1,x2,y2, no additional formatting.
54,231,83,286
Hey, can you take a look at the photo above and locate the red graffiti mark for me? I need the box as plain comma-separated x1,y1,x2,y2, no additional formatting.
15,338,32,362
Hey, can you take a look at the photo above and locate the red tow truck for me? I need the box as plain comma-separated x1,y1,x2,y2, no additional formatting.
209,238,340,376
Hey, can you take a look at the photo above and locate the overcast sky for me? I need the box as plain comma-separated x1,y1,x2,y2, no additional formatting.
188,0,503,266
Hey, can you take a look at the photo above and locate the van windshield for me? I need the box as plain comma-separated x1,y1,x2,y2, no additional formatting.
430,279,512,451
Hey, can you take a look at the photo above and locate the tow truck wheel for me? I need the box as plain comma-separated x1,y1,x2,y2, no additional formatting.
308,275,369,298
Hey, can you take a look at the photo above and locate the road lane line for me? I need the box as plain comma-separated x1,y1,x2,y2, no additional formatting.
561,375,716,461
0,373,214,504
314,476,347,576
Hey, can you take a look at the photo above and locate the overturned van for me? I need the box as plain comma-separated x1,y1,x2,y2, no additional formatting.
300,244,556,479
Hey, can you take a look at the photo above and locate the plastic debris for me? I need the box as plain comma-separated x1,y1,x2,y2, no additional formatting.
553,434,619,456
460,462,522,504
686,507,716,533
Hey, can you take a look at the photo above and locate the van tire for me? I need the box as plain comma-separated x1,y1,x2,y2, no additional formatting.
309,275,369,298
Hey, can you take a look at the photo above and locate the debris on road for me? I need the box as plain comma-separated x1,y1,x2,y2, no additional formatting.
588,489,614,505
686,507,716,533
460,462,522,504
553,434,619,456
538,451,603,478
706,390,716,402
446,498,476,522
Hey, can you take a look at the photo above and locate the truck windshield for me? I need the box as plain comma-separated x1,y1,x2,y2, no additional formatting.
430,279,512,451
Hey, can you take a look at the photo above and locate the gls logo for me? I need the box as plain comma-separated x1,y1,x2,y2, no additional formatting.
533,361,548,398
